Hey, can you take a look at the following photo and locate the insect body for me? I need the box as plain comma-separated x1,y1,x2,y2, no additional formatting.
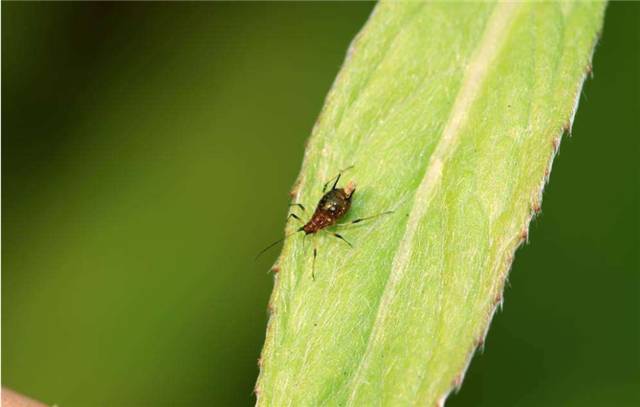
257,167,392,279
288,170,358,250
302,179,354,234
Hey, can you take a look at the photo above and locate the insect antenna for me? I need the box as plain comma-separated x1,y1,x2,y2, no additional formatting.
255,227,304,260
322,165,354,193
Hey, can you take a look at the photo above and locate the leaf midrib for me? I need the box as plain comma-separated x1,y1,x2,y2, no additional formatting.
344,3,522,403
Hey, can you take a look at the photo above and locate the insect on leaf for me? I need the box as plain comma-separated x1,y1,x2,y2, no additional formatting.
256,1,606,405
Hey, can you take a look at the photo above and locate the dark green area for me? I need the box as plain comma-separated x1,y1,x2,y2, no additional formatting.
2,3,637,406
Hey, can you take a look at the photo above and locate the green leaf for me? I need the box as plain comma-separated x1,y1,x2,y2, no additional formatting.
256,1,606,405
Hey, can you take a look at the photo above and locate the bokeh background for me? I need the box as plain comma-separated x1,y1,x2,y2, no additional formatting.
2,2,637,406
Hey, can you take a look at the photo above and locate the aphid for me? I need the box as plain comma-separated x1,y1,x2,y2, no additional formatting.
257,166,392,279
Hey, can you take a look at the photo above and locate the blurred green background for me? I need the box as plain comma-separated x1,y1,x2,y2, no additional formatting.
2,3,637,406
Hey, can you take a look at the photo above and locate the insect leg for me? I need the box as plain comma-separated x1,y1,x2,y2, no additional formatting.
336,210,394,227
332,232,353,248
312,247,318,281
287,213,304,223
289,203,306,212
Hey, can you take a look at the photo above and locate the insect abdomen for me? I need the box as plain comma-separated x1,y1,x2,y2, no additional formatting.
303,212,335,234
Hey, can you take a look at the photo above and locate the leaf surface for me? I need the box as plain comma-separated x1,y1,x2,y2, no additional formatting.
256,1,606,405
